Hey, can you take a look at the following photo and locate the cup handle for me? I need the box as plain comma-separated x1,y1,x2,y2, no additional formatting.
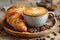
48,11,55,19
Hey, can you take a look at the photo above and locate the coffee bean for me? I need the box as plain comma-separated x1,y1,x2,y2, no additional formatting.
41,25,46,31
58,31,60,33
33,28,38,32
37,27,40,31
51,38,55,40
27,24,53,33
43,24,52,29
28,28,34,33
52,32,57,36
41,27,46,31
46,36,50,38
46,25,51,29
58,25,60,27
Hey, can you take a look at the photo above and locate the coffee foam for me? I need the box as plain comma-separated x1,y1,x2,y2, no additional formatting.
23,7,48,16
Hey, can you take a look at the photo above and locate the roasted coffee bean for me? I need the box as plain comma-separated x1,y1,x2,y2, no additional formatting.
27,24,52,33
37,27,40,31
28,28,34,33
58,25,60,27
46,25,51,29
54,33,57,36
39,27,42,32
46,36,50,38
41,27,46,31
28,27,38,33
58,31,60,33
33,28,38,32
41,25,46,31
52,32,57,36
51,38,55,40
42,24,50,29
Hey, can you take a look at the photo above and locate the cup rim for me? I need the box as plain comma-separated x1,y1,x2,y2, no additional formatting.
23,12,48,17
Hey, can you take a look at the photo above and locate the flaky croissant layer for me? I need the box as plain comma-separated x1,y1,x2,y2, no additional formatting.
6,5,27,32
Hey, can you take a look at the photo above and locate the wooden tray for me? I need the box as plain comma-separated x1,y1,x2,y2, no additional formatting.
2,18,57,38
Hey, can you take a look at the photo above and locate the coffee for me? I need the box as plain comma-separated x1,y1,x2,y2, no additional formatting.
23,7,48,16
23,7,55,27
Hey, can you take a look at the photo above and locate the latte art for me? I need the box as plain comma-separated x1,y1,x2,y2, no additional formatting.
23,7,48,16
28,8,40,14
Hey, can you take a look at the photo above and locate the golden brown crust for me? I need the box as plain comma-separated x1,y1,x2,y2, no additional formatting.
23,7,48,16
6,5,27,32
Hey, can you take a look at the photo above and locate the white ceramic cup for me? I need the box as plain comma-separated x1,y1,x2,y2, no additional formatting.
23,7,55,27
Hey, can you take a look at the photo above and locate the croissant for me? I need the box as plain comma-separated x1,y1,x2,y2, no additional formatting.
6,5,27,32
